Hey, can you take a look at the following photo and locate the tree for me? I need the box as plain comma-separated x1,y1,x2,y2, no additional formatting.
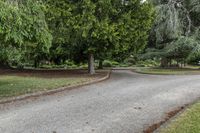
44,0,154,74
113,0,155,62
70,0,154,74
44,0,73,65
0,0,52,68
145,0,200,67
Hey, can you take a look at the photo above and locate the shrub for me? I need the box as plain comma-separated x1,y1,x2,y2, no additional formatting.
111,61,119,66
136,64,146,67
17,63,24,69
124,58,136,65
136,59,159,67
79,63,88,69
103,60,112,67
119,64,130,67
40,64,52,69
69,64,78,68
64,60,75,66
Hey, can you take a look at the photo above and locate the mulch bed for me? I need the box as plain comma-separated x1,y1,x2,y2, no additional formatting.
0,69,107,78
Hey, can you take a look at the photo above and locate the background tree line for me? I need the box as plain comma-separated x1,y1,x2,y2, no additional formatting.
143,0,200,67
0,0,154,74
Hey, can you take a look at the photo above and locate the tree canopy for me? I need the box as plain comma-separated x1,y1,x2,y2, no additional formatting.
144,0,200,67
44,0,154,73
0,0,154,73
0,0,52,67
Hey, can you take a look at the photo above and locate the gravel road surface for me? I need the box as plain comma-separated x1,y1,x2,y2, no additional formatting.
0,70,200,133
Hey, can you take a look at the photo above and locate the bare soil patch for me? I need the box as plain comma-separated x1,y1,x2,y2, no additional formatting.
0,69,108,78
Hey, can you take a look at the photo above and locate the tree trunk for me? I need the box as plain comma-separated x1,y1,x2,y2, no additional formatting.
98,60,103,69
88,53,95,74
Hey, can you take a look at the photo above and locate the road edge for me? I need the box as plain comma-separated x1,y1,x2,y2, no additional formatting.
144,97,200,133
0,70,112,105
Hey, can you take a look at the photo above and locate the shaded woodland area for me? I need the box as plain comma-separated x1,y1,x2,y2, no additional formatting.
0,0,200,73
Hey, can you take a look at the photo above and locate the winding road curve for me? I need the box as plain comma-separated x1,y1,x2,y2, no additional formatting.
0,70,200,133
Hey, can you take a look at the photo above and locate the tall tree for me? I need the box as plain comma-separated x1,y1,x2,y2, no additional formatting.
44,0,154,74
145,0,200,67
71,0,154,74
113,0,154,62
0,0,52,68
44,0,73,65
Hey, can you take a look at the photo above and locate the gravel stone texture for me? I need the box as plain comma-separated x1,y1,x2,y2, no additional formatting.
0,70,200,133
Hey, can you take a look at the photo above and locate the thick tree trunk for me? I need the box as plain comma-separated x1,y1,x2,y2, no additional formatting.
88,53,95,74
98,60,103,69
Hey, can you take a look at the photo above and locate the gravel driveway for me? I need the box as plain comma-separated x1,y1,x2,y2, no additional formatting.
0,70,200,133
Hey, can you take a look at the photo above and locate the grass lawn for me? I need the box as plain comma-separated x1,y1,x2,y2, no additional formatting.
0,75,93,100
134,67,200,75
161,102,200,133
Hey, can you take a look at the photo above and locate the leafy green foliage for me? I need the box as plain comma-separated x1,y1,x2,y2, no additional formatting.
113,0,155,61
103,60,113,67
0,46,22,67
136,59,160,67
145,0,200,67
0,0,154,71
0,1,23,44
102,60,120,67
43,0,154,72
0,0,52,67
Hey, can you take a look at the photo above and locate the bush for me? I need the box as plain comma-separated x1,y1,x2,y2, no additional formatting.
79,63,88,69
102,60,120,67
119,64,130,67
136,64,146,67
51,65,65,68
17,63,24,69
64,60,75,66
0,46,23,68
111,61,119,66
103,60,112,67
124,58,136,65
69,64,78,68
40,64,52,69
136,59,159,67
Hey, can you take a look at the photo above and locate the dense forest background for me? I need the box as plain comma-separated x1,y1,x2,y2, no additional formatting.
145,0,200,67
0,0,200,74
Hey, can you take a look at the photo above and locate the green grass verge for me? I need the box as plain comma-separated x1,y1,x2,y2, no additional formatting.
161,102,200,133
0,76,91,100
135,67,200,75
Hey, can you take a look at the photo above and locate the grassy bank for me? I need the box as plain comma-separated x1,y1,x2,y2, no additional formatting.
161,102,200,133
134,67,200,75
0,73,96,100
